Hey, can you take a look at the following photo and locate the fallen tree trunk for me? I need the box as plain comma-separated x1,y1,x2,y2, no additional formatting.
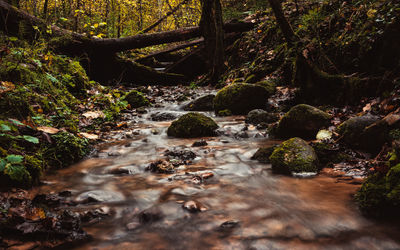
0,0,255,84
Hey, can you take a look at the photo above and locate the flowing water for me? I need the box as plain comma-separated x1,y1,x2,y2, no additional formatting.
37,87,400,249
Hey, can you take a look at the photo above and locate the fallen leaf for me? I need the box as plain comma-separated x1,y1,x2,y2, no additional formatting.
79,132,99,140
82,111,105,119
383,114,400,126
37,126,60,134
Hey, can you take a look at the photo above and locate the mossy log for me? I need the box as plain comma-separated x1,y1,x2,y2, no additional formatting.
0,0,254,84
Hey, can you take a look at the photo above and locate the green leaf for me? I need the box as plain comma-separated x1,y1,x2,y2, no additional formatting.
9,119,24,126
4,164,31,183
22,135,39,144
0,124,11,132
0,159,6,172
46,73,59,83
6,155,24,164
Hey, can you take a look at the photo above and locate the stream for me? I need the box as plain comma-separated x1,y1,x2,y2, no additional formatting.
36,87,400,249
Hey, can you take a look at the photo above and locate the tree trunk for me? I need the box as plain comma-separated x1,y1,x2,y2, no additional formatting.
199,0,224,85
0,0,253,85
267,0,298,44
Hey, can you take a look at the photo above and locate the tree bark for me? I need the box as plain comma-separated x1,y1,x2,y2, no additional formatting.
267,0,298,44
199,0,224,84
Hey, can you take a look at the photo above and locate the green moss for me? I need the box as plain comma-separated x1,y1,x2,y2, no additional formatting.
251,145,277,163
245,74,257,83
45,132,90,168
167,113,219,138
214,83,270,115
355,173,388,217
254,80,276,96
217,109,232,116
269,137,318,175
275,104,331,139
123,90,150,108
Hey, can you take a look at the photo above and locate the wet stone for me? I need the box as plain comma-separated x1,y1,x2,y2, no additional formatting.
76,190,124,203
150,112,178,121
164,149,196,161
192,139,208,147
182,200,207,213
146,159,177,173
220,220,240,229
138,207,164,224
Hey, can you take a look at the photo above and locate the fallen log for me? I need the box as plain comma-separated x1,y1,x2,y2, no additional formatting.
0,0,255,84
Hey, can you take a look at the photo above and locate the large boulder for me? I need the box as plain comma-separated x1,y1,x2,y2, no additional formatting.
167,113,218,138
183,94,215,111
251,145,278,163
124,90,150,108
337,114,380,149
214,83,270,115
275,104,331,139
245,109,279,125
269,137,319,175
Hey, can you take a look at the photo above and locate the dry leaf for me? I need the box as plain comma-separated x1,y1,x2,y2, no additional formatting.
79,132,99,140
82,111,105,119
37,126,60,134
0,81,15,94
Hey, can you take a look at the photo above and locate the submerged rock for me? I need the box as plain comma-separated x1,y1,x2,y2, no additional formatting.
275,104,331,139
164,149,196,161
214,83,270,115
251,145,278,163
192,139,208,147
245,109,279,125
124,90,150,108
183,94,215,111
167,113,218,138
146,159,177,173
150,112,178,121
269,137,319,175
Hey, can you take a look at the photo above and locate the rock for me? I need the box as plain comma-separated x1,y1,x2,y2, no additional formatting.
124,90,150,108
275,104,331,139
245,109,279,125
254,80,276,96
220,220,240,229
356,147,400,218
138,207,163,224
183,94,215,111
76,190,124,203
150,112,178,121
337,114,380,149
136,107,147,114
164,149,196,161
269,137,319,175
182,200,207,213
146,159,176,173
214,83,270,115
192,139,208,147
167,113,219,138
251,145,278,163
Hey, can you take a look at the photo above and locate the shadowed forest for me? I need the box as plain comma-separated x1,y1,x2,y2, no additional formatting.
1,0,400,249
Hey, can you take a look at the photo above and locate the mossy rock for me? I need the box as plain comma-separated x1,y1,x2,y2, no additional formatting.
251,145,278,163
311,142,349,166
167,113,218,138
269,137,319,175
214,83,270,115
124,90,150,108
275,104,331,139
217,109,232,116
254,80,276,96
245,109,279,125
337,114,380,149
183,94,215,111
45,132,90,168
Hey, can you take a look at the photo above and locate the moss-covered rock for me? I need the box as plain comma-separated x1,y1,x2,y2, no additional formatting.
251,145,278,163
214,83,270,115
254,80,276,96
167,113,218,138
245,109,279,125
183,94,215,111
269,137,319,175
275,104,331,139
123,90,150,108
356,149,400,218
45,132,90,168
337,114,380,149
